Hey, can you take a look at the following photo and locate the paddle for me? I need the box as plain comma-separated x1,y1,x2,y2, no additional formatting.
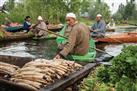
94,47,113,57
37,27,67,39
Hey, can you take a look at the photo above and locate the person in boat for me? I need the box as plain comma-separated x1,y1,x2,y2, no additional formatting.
32,16,48,37
4,17,12,27
106,18,115,29
23,16,31,33
1,17,12,28
54,12,90,59
91,14,106,38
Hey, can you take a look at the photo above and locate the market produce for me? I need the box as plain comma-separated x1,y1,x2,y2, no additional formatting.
0,62,19,76
80,45,137,91
11,59,82,90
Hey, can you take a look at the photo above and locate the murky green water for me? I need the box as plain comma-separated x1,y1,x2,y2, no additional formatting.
0,26,137,59
0,39,57,59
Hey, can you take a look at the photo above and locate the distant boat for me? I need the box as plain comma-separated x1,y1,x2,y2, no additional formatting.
4,26,23,32
106,19,115,32
95,32,137,43
106,26,115,32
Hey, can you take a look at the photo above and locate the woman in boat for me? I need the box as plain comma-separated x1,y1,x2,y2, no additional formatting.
23,16,31,33
54,12,90,59
91,14,106,38
32,16,48,38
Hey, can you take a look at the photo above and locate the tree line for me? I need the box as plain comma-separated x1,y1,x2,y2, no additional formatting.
0,0,136,25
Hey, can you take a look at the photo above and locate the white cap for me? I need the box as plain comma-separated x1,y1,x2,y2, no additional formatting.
38,16,43,20
96,14,102,17
66,13,76,19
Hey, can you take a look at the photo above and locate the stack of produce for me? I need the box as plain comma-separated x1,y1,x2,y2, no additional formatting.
11,59,82,90
0,62,19,76
80,45,137,91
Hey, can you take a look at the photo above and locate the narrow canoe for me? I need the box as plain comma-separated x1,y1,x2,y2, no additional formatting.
5,26,23,32
0,32,34,42
96,32,137,43
106,28,115,32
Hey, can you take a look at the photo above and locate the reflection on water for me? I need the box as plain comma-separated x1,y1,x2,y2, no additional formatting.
0,39,57,59
115,26,137,32
97,43,137,58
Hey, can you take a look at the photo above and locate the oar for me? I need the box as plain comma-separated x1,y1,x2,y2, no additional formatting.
94,47,113,57
37,27,67,39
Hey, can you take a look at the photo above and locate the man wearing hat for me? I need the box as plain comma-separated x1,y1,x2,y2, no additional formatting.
91,14,106,38
32,16,48,37
54,12,90,59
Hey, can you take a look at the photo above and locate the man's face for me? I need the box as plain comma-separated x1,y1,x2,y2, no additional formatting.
66,17,75,26
96,16,101,22
27,18,31,21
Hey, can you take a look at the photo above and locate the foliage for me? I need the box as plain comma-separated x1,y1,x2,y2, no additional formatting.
80,67,114,91
88,0,110,20
116,76,136,91
78,18,93,25
1,0,90,24
113,0,137,22
0,13,8,24
80,45,137,91
0,0,111,24
5,0,15,11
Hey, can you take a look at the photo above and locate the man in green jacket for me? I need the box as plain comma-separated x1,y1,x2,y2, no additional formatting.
54,13,90,59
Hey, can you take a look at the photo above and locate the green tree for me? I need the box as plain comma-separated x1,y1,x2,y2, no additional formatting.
113,0,137,22
124,1,135,20
88,0,110,20
11,0,86,23
5,0,15,11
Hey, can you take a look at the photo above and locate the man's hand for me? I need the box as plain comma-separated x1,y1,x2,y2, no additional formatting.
90,29,95,32
54,54,61,59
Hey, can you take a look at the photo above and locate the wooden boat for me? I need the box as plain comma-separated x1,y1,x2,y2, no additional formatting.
5,26,23,32
106,27,115,32
96,32,137,43
0,55,98,91
0,32,34,42
56,25,96,62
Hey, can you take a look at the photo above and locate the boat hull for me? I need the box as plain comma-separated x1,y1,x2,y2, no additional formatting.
96,33,137,43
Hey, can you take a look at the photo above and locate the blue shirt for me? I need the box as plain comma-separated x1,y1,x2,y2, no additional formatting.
91,20,106,34
23,21,31,31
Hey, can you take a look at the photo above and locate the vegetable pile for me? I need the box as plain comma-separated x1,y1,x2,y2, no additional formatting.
80,46,137,91
10,59,82,90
